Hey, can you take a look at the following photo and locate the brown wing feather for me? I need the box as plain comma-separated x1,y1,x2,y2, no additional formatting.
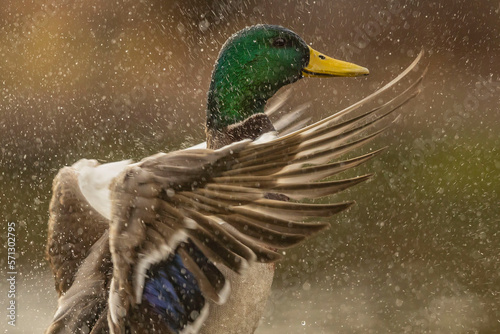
46,167,109,295
45,232,111,334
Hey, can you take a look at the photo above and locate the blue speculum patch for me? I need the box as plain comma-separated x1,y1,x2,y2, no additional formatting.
143,253,205,333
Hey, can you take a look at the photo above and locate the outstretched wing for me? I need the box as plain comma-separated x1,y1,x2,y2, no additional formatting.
45,231,111,334
46,157,132,296
107,52,425,333
46,166,110,295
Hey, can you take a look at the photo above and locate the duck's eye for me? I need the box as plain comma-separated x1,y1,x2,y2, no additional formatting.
272,37,287,48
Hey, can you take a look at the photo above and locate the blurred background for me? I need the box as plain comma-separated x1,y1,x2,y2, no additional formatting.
0,0,499,333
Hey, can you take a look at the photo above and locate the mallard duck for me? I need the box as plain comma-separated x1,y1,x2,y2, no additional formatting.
45,24,423,333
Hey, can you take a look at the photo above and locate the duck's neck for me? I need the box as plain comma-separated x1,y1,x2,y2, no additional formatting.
207,78,276,131
206,71,279,132
206,112,276,150
205,63,287,150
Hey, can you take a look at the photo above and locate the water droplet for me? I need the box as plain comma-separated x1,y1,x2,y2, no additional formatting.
199,19,210,32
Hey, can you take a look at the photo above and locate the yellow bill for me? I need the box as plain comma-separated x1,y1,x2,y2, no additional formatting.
302,46,369,77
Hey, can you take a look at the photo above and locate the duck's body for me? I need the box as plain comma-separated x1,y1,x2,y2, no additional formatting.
45,24,422,334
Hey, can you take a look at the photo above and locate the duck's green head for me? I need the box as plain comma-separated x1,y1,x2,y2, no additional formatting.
207,24,369,131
